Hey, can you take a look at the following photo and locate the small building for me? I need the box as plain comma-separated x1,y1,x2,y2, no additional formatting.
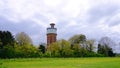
46,23,57,47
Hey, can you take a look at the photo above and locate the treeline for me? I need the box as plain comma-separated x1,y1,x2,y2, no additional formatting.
0,31,40,58
0,30,116,58
45,35,115,57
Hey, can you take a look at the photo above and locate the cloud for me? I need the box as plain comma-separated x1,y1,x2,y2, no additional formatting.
0,17,45,45
0,0,120,52
88,2,120,22
107,13,120,26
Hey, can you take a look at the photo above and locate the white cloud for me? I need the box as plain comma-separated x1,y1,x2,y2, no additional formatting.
43,0,62,7
0,0,120,52
108,12,120,26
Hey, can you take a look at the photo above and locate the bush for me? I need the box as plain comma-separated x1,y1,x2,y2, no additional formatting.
0,45,15,58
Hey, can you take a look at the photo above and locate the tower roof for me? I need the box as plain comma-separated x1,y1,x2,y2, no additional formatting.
50,23,55,25
50,23,55,28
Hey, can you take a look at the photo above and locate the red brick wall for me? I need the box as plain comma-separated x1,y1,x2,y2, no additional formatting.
47,33,57,46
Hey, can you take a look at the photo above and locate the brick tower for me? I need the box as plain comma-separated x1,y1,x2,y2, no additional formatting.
47,23,57,47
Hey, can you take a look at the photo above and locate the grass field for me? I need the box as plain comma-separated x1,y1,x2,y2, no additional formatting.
0,57,120,68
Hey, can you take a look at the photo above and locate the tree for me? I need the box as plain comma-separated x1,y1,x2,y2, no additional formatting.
69,34,97,57
47,39,74,57
21,44,40,57
72,44,81,57
69,34,86,44
14,43,41,58
0,45,15,58
97,44,103,54
59,39,74,57
99,37,116,48
97,44,115,57
39,44,45,54
86,39,95,52
0,40,2,46
15,32,32,45
47,41,60,57
0,31,14,49
98,37,115,57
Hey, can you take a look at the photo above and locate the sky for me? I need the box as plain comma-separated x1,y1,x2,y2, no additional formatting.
0,0,120,52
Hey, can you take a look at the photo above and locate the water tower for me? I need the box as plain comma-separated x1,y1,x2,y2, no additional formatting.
47,23,57,46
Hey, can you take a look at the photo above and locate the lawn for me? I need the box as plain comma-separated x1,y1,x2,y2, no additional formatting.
0,57,120,68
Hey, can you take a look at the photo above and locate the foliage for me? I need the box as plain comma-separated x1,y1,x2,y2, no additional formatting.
97,37,116,57
0,31,117,58
59,39,74,57
97,44,115,57
85,39,95,52
99,37,116,47
116,54,120,57
69,34,86,44
0,43,41,58
0,45,15,58
0,31,41,58
15,32,33,45
14,43,41,58
72,44,81,57
69,34,96,57
38,44,46,54
47,41,60,57
46,39,75,57
0,31,14,49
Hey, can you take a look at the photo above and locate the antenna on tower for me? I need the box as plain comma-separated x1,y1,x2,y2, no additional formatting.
50,23,55,28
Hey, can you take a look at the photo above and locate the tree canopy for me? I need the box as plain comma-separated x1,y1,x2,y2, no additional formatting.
15,32,33,45
0,31,14,48
0,31,117,58
69,34,86,44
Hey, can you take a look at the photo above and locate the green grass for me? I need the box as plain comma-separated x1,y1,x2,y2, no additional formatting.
0,57,120,68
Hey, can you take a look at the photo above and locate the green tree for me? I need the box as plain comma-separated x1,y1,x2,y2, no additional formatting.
39,44,45,54
47,41,60,57
14,43,41,58
69,34,97,57
15,32,32,45
98,37,115,57
0,31,14,49
69,34,86,44
60,39,74,57
97,44,103,54
86,39,95,52
47,39,74,57
0,44,15,58
72,44,81,57
97,44,115,57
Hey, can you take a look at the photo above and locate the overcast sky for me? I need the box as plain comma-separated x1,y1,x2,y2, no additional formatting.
0,0,120,51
